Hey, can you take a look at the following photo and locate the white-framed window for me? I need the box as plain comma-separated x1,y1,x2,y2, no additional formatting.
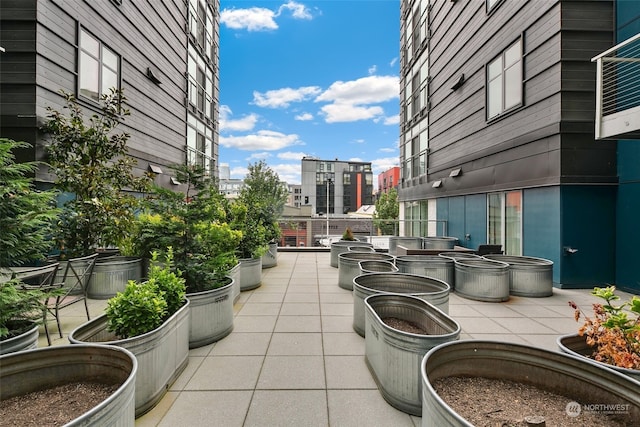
188,45,215,119
187,113,215,176
78,28,119,102
487,38,522,120
188,0,216,63
487,190,522,255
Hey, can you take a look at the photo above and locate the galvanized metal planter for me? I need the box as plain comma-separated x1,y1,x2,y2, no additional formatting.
187,277,234,349
0,321,39,355
423,236,458,250
0,344,137,426
348,245,375,253
338,252,395,290
239,257,262,290
454,258,510,302
483,254,553,297
69,300,190,418
353,272,451,337
557,333,640,382
227,262,241,304
438,252,481,261
395,255,454,288
388,236,424,256
365,294,460,416
358,260,399,274
261,242,278,269
88,257,143,299
330,241,374,267
421,340,640,427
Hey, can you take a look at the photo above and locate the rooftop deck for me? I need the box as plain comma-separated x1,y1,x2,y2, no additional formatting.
42,250,631,426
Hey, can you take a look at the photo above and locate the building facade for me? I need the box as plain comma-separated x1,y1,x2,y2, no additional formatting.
301,157,374,217
378,166,400,194
0,0,220,189
397,0,640,290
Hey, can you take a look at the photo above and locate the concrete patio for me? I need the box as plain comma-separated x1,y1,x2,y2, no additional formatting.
40,250,632,426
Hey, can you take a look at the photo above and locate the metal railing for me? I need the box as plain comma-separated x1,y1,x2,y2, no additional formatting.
592,33,640,140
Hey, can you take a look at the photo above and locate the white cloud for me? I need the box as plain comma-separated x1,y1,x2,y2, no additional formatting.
220,112,259,132
383,115,400,125
230,166,249,179
220,130,303,151
253,86,322,108
368,65,377,75
247,152,272,160
379,147,397,153
277,151,308,160
319,103,384,123
269,163,302,184
370,156,400,176
295,112,314,121
352,139,365,144
221,1,314,32
315,75,399,105
390,57,398,67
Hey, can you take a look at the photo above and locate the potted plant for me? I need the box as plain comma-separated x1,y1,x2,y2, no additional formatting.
0,138,60,353
231,199,267,290
129,164,241,347
559,285,640,381
69,250,190,417
341,226,357,241
42,90,150,292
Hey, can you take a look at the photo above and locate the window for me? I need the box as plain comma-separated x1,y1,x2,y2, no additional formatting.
487,191,522,255
187,113,215,176
487,38,522,120
188,45,214,119
78,28,119,102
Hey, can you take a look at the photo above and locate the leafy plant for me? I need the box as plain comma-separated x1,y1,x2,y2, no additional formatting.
569,285,640,370
342,227,356,241
373,188,399,236
42,89,151,258
230,199,268,259
146,249,185,315
0,139,59,267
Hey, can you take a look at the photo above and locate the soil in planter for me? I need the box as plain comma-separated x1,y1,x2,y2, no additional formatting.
0,381,118,427
432,376,633,427
382,317,427,334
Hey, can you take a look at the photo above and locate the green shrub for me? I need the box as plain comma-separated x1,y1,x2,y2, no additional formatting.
147,249,186,315
105,280,167,339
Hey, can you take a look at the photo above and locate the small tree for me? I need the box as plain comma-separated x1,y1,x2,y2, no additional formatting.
42,89,150,258
373,188,399,235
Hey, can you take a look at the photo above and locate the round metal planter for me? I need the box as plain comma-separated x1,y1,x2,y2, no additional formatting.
187,277,234,349
483,254,553,297
261,242,278,269
330,241,374,268
0,344,137,426
239,257,262,291
421,340,640,427
348,245,375,253
423,236,459,250
353,272,451,337
395,255,454,289
365,294,460,416
0,321,39,355
227,262,241,304
69,300,190,418
88,257,143,299
557,333,640,382
358,260,399,274
454,258,510,302
388,236,424,256
338,252,395,290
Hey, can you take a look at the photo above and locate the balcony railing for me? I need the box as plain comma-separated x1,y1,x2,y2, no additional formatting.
593,33,640,140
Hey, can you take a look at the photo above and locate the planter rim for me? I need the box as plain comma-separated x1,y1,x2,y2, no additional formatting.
95,256,142,265
0,343,138,423
396,255,453,262
483,254,553,266
186,276,233,297
557,332,640,377
355,272,450,293
339,252,394,261
454,258,509,269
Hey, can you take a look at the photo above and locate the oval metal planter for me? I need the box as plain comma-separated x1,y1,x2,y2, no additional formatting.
261,242,278,269
423,236,459,250
69,300,190,418
353,272,451,337
239,257,262,291
88,257,143,299
454,258,510,302
421,340,640,427
187,277,234,349
395,255,454,289
365,294,460,416
348,245,375,253
0,321,39,355
438,252,481,261
0,344,137,426
388,236,424,256
557,333,640,382
358,260,399,274
338,252,395,290
483,254,554,297
330,241,374,268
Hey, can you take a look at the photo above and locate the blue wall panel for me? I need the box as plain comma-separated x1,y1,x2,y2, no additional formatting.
464,194,487,250
616,182,640,293
447,196,466,244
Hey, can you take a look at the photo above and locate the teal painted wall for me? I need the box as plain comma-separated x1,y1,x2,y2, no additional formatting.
560,186,616,287
464,194,487,250
523,187,562,284
447,196,466,244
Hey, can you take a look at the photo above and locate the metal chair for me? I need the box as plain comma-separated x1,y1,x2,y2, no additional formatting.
12,262,61,345
49,253,99,340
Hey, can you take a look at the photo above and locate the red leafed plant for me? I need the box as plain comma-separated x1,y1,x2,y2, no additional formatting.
569,286,640,370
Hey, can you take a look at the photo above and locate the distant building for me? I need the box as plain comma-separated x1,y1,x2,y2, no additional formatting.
301,157,374,216
287,184,302,207
378,166,400,194
219,178,244,200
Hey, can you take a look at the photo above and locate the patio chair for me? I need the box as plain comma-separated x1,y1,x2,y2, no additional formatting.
12,262,61,345
49,253,99,340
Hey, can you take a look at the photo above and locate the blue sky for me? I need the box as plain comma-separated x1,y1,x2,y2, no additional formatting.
219,0,401,184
